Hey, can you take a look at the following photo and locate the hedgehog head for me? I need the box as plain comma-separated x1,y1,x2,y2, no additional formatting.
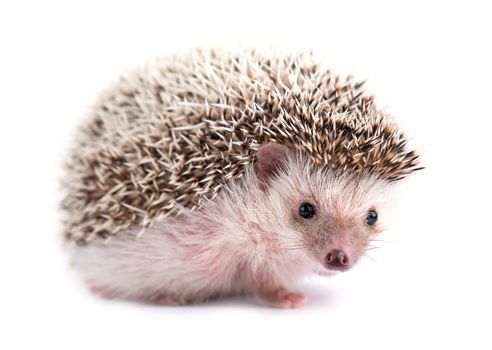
250,143,397,272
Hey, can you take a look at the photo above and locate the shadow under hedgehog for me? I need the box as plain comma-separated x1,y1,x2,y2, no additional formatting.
61,47,421,308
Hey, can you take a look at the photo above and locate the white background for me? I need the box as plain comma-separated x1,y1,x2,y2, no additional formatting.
1,1,491,349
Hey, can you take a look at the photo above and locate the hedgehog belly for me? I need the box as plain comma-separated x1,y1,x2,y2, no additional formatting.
72,214,249,303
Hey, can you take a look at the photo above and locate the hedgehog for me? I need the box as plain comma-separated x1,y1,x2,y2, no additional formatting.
61,47,421,308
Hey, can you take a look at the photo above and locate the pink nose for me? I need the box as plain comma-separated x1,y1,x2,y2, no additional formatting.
325,249,349,269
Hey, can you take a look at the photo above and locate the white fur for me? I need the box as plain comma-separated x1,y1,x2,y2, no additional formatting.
72,154,395,304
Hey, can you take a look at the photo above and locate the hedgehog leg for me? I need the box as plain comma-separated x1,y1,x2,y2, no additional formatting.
256,287,307,308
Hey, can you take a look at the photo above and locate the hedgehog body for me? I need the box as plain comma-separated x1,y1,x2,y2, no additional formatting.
63,48,420,307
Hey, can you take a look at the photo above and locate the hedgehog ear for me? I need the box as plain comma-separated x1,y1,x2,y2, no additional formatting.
255,143,291,189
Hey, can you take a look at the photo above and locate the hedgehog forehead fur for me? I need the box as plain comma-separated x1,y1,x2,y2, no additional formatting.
62,47,421,244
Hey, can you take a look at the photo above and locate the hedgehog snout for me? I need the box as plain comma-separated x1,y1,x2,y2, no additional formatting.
324,249,350,271
320,232,360,272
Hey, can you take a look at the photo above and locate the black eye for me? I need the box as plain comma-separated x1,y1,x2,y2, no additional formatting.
299,202,316,219
366,209,378,226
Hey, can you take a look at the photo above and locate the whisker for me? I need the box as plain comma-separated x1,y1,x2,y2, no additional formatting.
370,238,398,245
283,244,310,252
364,253,378,265
283,246,309,251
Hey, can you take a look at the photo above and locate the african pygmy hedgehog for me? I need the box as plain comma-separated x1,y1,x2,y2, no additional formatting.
62,47,421,308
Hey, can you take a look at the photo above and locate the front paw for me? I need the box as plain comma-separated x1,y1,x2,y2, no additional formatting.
257,287,307,308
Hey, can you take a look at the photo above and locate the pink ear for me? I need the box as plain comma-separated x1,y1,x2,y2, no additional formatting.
255,143,291,186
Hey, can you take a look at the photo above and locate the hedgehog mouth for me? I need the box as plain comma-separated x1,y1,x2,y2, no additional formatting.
324,265,351,272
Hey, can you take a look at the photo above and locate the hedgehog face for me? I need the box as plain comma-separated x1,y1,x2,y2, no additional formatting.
256,143,394,272
285,179,389,272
